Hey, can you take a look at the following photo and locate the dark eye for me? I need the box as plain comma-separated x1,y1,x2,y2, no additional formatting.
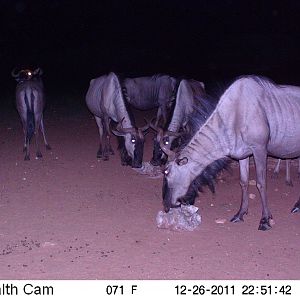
131,137,136,143
163,168,169,176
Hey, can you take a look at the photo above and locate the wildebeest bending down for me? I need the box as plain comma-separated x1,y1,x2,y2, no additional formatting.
85,72,148,168
161,75,300,231
121,74,178,165
12,68,51,160
122,74,177,126
150,79,214,166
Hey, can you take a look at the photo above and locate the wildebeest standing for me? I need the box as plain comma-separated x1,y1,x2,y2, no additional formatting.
85,72,148,168
150,79,212,165
12,68,51,160
161,76,300,231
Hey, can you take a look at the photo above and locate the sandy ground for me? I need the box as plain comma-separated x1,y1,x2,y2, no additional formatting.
0,95,300,280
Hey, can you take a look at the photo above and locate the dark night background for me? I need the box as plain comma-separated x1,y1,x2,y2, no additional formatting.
1,0,300,99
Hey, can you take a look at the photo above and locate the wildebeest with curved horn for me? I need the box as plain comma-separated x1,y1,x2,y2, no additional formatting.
85,72,149,168
12,67,51,160
121,74,178,164
161,75,300,231
150,79,214,166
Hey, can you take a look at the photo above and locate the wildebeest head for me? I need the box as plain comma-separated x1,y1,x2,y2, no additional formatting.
112,119,149,168
150,121,181,166
160,139,229,212
11,68,43,83
161,150,199,212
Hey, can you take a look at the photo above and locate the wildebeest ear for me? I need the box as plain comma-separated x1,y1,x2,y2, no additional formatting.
33,68,43,76
176,157,188,166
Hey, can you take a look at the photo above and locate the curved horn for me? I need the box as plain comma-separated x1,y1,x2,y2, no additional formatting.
139,118,150,132
11,68,21,78
158,130,176,161
149,118,160,132
115,117,136,134
165,130,181,138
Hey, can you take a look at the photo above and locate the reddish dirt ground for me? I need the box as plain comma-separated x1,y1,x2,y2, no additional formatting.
0,96,300,280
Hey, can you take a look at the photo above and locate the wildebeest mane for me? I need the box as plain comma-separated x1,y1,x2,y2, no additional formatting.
180,91,217,148
177,86,231,203
113,73,136,127
112,74,138,165
179,158,231,205
237,74,278,91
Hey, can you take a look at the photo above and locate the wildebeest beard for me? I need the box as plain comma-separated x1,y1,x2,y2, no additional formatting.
150,139,165,166
162,158,230,211
132,138,144,168
117,136,144,168
117,137,132,166
179,158,230,205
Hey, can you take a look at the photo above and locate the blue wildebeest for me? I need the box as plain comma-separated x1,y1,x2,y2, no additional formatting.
122,74,178,126
12,68,51,160
161,75,300,231
85,72,149,168
121,74,178,164
150,79,215,166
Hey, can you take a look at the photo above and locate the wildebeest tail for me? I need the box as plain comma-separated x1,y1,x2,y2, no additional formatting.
24,90,35,142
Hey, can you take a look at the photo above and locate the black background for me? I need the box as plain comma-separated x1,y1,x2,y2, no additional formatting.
1,0,300,95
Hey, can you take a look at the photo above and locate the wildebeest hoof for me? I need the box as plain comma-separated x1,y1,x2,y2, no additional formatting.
24,155,30,161
286,180,293,187
97,152,103,159
271,173,279,179
46,144,52,150
291,199,300,213
230,215,244,223
258,218,272,231
150,160,161,167
36,151,43,158
102,156,109,161
109,148,114,155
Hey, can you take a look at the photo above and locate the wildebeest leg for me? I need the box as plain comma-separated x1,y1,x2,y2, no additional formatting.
102,117,111,159
21,119,27,153
231,157,249,223
291,197,300,213
273,159,281,178
285,159,293,186
253,150,273,231
298,158,300,178
40,116,51,150
104,117,114,155
24,135,30,160
34,116,43,158
95,116,105,159
155,108,162,127
21,118,30,161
